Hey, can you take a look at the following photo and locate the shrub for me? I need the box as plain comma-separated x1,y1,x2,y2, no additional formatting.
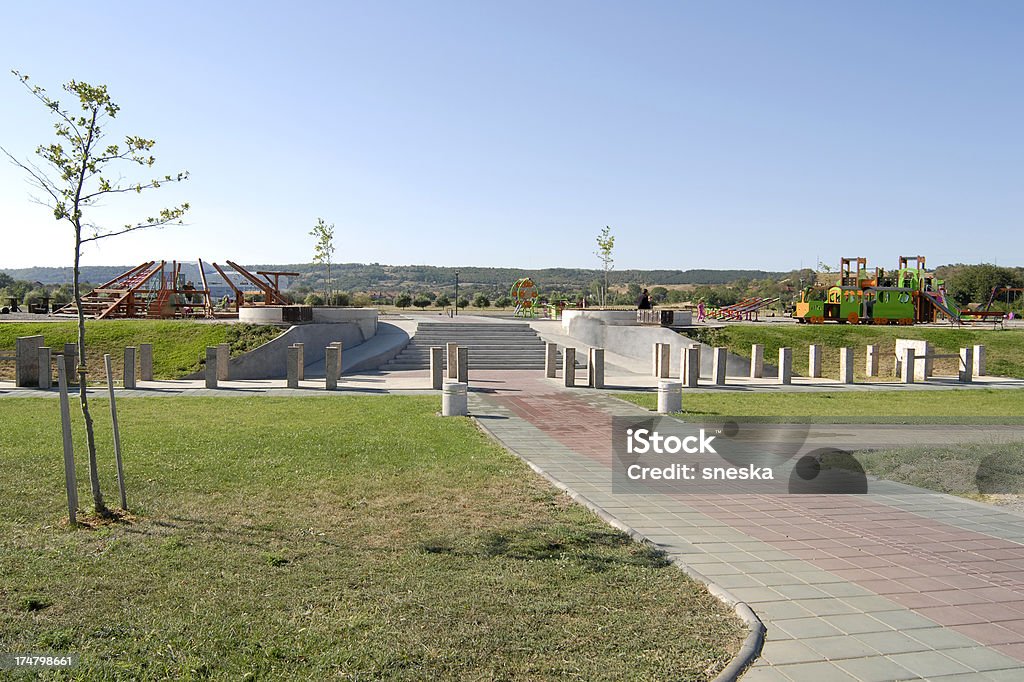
473,293,491,308
304,293,324,306
395,293,412,308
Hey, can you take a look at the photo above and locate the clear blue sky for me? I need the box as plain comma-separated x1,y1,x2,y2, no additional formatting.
1,0,1021,272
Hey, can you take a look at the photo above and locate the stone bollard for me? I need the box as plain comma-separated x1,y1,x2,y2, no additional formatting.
441,381,468,416
865,344,879,378
429,347,444,390
293,343,305,381
63,342,78,386
446,342,458,380
217,343,230,381
839,347,854,384
712,347,727,386
202,347,217,389
652,343,662,377
750,344,764,379
901,348,915,384
139,343,154,381
545,342,558,378
589,348,605,389
38,347,52,389
124,347,137,389
563,347,576,387
15,335,44,387
326,345,342,390
457,347,469,384
330,341,343,380
684,346,700,388
809,344,823,379
973,344,986,376
778,347,793,385
287,345,299,389
658,343,671,379
657,380,682,414
959,347,974,383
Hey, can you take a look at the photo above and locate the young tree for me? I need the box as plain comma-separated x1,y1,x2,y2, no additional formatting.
473,293,491,308
309,218,335,303
2,72,189,516
595,226,615,307
395,293,412,308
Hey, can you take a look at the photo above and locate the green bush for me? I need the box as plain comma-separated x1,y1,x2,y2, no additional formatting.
304,293,324,306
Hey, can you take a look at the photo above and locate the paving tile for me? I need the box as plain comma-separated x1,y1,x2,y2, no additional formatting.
772,617,844,639
761,639,822,665
833,655,919,682
827,613,893,635
800,633,878,660
940,646,1024,673
887,651,973,677
771,660,859,681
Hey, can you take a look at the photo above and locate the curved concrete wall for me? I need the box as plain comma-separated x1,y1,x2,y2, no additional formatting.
239,306,377,338
561,310,636,330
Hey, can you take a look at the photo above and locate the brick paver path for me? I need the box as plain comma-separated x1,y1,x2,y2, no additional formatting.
469,370,1024,681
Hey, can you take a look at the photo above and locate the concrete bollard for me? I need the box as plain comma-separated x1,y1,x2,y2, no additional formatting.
901,348,916,384
329,341,343,380
589,348,605,389
429,347,444,390
294,343,305,381
778,347,793,385
326,345,342,390
652,343,662,377
657,380,682,414
441,381,468,416
38,347,52,389
750,344,764,379
457,347,469,384
839,347,854,384
139,343,153,381
658,343,671,379
204,346,217,389
973,344,986,376
959,347,974,383
64,343,78,386
124,347,137,389
217,343,230,381
866,344,879,378
287,345,299,388
684,346,700,388
545,342,558,378
809,344,823,379
446,342,458,380
15,335,44,387
712,347,727,386
563,347,576,387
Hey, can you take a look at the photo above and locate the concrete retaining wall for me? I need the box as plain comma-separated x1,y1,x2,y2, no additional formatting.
239,306,377,338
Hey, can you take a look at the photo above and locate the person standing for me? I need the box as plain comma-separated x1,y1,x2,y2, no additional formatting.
636,288,652,310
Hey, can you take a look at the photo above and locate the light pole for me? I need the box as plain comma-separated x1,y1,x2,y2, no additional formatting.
454,271,459,316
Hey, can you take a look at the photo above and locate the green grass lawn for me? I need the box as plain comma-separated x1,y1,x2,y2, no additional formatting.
0,397,743,680
0,321,280,382
689,324,1024,380
617,388,1024,423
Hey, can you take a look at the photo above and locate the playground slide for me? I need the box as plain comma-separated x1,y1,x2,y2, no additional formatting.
922,291,961,321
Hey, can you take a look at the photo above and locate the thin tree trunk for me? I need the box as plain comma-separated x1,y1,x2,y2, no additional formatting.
73,224,106,515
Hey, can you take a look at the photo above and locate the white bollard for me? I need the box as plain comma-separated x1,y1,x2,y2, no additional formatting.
38,347,52,389
973,344,986,376
205,346,218,389
778,347,792,385
545,342,558,378
684,346,700,388
563,347,576,387
865,344,879,378
750,344,764,379
441,381,468,416
589,348,605,389
124,347,137,389
959,347,973,383
712,347,727,385
652,343,662,377
901,348,916,384
326,345,342,390
429,347,444,390
809,344,823,379
217,343,230,381
657,380,682,414
840,347,854,384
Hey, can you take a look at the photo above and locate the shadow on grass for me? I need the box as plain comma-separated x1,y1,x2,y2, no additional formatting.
420,525,671,571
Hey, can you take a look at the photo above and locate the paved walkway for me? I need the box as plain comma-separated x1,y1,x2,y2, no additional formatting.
467,371,1024,681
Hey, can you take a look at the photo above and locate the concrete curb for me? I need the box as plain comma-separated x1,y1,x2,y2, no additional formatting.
470,416,766,681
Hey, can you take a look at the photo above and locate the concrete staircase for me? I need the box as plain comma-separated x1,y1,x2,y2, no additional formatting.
382,322,582,371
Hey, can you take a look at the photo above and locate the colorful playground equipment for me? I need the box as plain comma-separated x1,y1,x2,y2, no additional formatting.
509,277,540,318
793,256,1004,326
54,260,297,320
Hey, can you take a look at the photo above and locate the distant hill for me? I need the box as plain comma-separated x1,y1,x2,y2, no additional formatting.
2,262,788,292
